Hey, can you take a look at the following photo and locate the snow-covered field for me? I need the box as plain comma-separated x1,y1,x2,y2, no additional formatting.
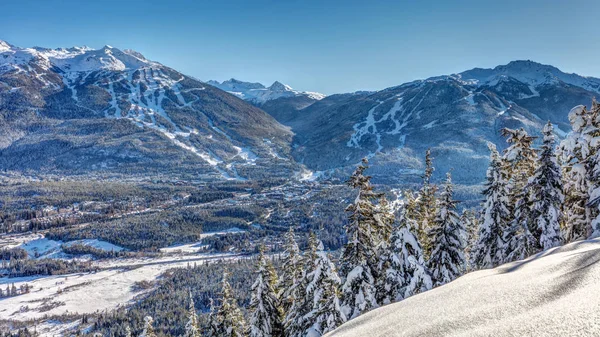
159,227,245,253
328,239,600,337
0,233,125,259
0,252,238,321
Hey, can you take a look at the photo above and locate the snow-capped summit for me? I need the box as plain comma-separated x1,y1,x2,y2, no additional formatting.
208,78,325,103
0,41,157,74
268,80,294,92
455,60,600,94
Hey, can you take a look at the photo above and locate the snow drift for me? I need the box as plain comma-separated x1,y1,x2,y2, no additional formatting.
327,238,600,337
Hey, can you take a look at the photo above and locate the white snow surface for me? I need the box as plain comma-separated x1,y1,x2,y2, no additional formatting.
0,41,156,74
327,238,600,337
0,252,238,321
208,78,325,103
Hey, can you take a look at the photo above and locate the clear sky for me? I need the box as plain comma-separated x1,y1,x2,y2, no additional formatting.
2,0,599,94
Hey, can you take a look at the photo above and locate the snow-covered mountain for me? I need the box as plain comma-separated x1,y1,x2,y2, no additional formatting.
0,40,298,180
207,78,325,104
283,60,599,184
327,238,600,337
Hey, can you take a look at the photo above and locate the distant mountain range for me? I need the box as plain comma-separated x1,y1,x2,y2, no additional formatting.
0,40,298,181
1,39,598,185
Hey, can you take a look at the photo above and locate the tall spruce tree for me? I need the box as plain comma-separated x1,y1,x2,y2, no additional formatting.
531,122,564,250
380,190,432,303
340,158,381,319
472,144,510,269
206,299,220,337
217,271,247,337
416,149,437,257
428,172,466,286
183,290,201,337
286,233,319,337
279,227,303,315
559,104,597,241
585,100,600,238
304,239,346,337
249,246,284,337
461,209,480,272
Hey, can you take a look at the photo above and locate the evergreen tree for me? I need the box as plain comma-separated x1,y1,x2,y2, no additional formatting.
585,100,600,238
461,209,480,271
249,246,284,337
559,104,597,241
139,316,156,337
183,290,200,337
304,239,346,337
340,159,380,319
531,122,564,250
206,299,220,337
472,144,510,269
428,173,466,286
502,186,538,262
416,149,437,257
380,191,432,303
285,233,319,337
279,227,303,314
125,326,132,337
217,271,247,337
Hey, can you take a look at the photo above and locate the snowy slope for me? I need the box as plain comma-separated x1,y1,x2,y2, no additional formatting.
208,78,325,103
327,239,600,337
0,40,299,180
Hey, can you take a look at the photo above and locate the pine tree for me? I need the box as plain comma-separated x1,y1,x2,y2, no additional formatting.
139,316,156,337
585,100,600,238
472,144,510,269
531,122,564,250
340,158,380,319
183,290,201,337
559,104,597,241
279,227,303,314
249,246,284,337
304,239,346,337
416,149,437,257
461,209,479,271
428,172,466,286
206,298,220,337
285,233,318,337
217,271,247,337
380,190,432,303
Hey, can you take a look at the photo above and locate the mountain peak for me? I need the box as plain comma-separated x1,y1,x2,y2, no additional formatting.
269,81,293,92
0,40,12,52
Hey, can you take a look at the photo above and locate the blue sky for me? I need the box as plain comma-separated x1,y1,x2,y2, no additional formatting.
2,0,599,94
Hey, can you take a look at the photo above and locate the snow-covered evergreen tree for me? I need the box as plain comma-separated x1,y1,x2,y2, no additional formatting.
217,271,247,337
428,172,466,286
461,209,479,271
380,191,432,303
183,290,201,337
503,186,538,262
285,233,319,337
249,246,284,337
340,159,380,319
584,100,600,238
531,122,564,250
472,144,510,269
559,104,597,242
304,239,346,337
139,316,156,337
206,298,220,337
279,227,303,314
125,325,132,337
416,149,437,257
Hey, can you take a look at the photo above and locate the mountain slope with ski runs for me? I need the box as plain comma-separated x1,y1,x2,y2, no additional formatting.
327,238,600,337
0,40,298,181
1,40,599,184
